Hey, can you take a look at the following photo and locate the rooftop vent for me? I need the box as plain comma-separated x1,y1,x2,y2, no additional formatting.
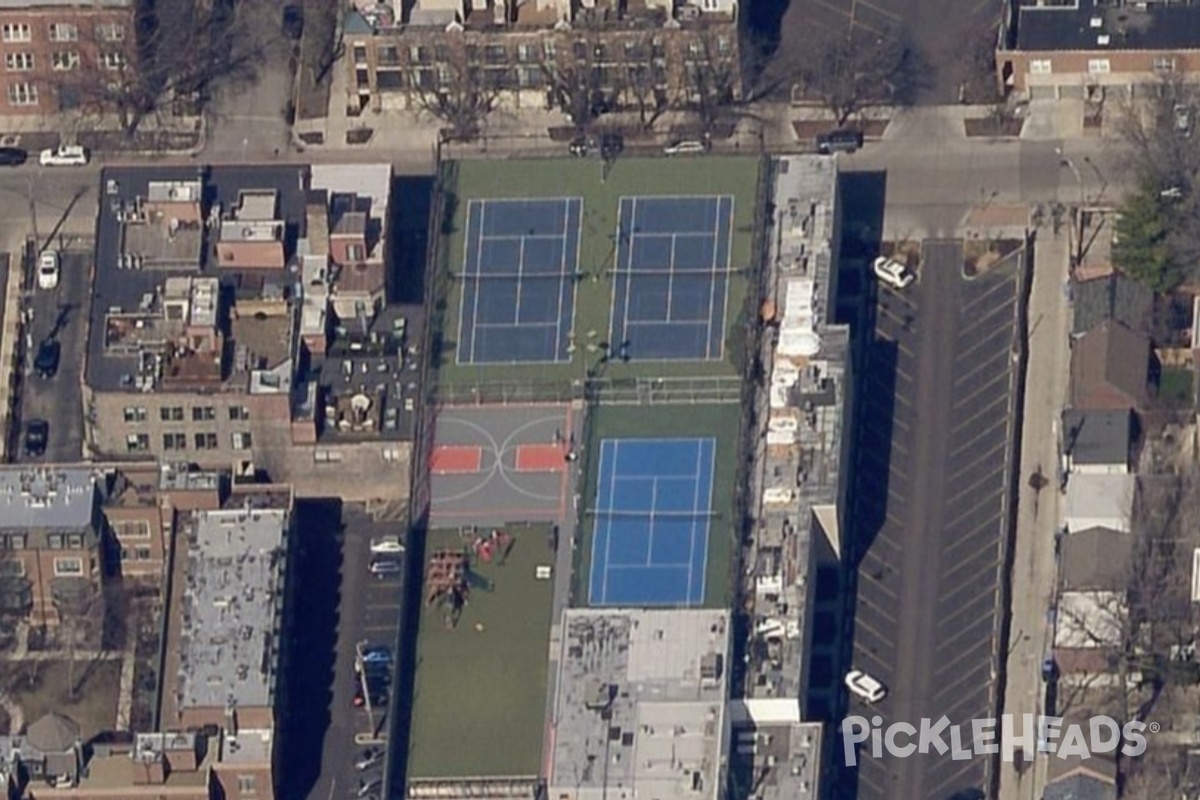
1089,15,1103,27
1097,34,1110,44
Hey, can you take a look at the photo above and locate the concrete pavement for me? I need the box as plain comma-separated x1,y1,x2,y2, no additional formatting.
996,214,1073,800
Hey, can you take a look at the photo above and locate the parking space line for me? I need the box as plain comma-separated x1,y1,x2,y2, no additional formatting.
853,643,892,677
950,393,1011,439
944,468,1003,507
936,586,1000,636
947,420,1009,464
362,624,398,633
950,350,1012,398
960,276,1018,311
931,659,993,708
942,516,1001,560
950,368,1011,414
946,440,1008,485
934,611,994,656
941,550,1001,594
855,590,899,626
956,296,1017,338
364,603,400,612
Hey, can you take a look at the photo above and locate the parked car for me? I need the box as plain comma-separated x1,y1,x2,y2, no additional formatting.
0,147,27,166
872,256,915,290
368,556,402,577
844,669,887,704
34,339,60,378
816,129,864,154
663,139,707,156
39,145,89,166
358,777,383,797
282,4,303,39
599,132,624,159
360,646,392,665
23,419,48,457
568,137,589,157
37,250,60,290
370,535,404,554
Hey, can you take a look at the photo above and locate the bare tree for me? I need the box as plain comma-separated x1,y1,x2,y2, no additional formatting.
677,26,741,136
411,47,502,142
769,24,916,126
54,583,103,701
540,31,624,129
617,33,667,130
50,0,265,139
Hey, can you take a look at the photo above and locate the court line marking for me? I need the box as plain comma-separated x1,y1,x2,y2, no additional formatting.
621,198,638,348
469,201,486,362
456,200,477,366
706,197,720,358
514,235,526,325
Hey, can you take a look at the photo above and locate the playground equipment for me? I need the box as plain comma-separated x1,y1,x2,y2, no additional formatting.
472,528,514,565
424,548,470,628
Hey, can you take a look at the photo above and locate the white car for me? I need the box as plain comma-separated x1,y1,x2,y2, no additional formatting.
872,256,915,290
39,145,89,167
369,535,405,554
37,251,60,290
664,140,707,156
845,669,887,704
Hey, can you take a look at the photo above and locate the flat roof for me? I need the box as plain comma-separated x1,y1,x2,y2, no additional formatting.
1063,409,1130,467
549,609,729,800
0,467,97,530
1064,474,1134,533
175,505,289,712
1014,0,1200,53
88,166,307,393
310,163,391,262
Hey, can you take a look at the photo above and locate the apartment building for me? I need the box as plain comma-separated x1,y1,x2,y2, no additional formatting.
85,166,418,504
0,0,134,116
997,0,1200,99
0,466,104,628
343,0,740,117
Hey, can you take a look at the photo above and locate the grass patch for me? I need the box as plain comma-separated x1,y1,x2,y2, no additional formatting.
1159,367,1195,410
2,659,120,740
433,156,760,391
408,524,555,780
575,403,739,609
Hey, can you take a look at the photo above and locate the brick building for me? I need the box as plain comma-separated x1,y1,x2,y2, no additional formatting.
85,166,417,505
998,0,1200,99
342,0,740,118
0,466,104,628
0,0,134,116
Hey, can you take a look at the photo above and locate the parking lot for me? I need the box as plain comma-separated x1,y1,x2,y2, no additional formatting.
15,241,90,463
283,502,405,800
844,240,1021,800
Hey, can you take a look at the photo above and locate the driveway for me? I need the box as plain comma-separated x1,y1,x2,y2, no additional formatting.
842,240,1022,800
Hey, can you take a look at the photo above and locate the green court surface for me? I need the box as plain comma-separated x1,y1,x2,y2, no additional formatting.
573,402,739,609
433,156,762,394
407,524,555,779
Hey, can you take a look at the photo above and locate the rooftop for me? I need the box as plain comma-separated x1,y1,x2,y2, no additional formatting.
549,609,729,800
1012,0,1200,53
1060,526,1133,592
175,504,289,712
0,467,98,530
1070,321,1150,411
88,166,307,394
1064,473,1135,533
1071,272,1152,338
748,155,848,708
1055,589,1126,649
726,701,821,800
1062,409,1131,468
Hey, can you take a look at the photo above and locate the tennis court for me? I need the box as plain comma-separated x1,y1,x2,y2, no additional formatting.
588,437,715,606
457,197,582,364
610,196,734,361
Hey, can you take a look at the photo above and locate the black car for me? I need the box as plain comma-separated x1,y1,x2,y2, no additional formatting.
23,419,48,457
568,137,588,157
34,339,60,378
282,4,303,40
599,133,624,159
0,147,27,166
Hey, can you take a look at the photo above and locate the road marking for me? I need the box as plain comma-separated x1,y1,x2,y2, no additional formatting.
950,348,1012,395
946,436,1008,479
950,393,1011,439
856,590,899,625
934,611,994,656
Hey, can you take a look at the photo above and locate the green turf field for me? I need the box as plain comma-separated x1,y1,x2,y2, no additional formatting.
408,524,555,779
573,402,740,609
433,156,762,393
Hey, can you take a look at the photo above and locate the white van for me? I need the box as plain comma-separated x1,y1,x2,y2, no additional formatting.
39,145,89,167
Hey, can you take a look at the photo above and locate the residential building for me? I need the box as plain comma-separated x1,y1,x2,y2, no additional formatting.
158,489,295,800
726,701,822,800
1060,526,1133,593
1063,473,1134,534
1069,321,1150,411
1043,756,1117,800
0,466,104,627
0,0,135,116
341,0,741,119
1070,272,1152,338
0,712,84,792
85,166,418,504
1062,409,1132,475
547,609,730,800
996,0,1200,99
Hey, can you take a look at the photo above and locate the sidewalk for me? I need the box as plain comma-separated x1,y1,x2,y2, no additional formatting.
0,112,204,156
997,221,1072,800
0,250,22,462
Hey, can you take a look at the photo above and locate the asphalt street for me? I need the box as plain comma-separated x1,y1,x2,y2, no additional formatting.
845,240,1020,800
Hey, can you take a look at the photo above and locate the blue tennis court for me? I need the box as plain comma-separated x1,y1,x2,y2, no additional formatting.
588,437,716,606
609,196,734,361
457,197,582,364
